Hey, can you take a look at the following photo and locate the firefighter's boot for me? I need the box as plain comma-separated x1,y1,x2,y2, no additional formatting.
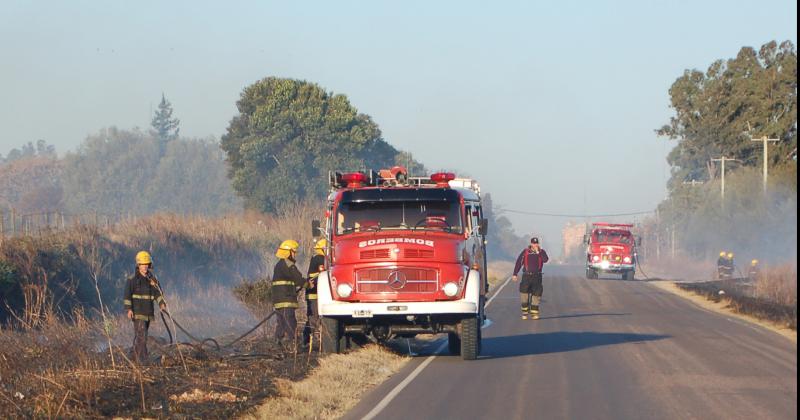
530,305,540,320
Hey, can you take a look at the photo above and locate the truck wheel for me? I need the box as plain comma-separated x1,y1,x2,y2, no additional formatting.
460,316,480,360
321,317,346,354
447,333,461,355
623,271,634,281
586,269,598,279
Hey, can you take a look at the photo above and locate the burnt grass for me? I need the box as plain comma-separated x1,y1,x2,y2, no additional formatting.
676,279,798,330
0,330,321,419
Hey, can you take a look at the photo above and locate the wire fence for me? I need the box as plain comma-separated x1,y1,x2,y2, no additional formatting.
0,209,132,240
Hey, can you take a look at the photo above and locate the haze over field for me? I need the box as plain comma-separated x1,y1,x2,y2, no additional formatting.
1,1,797,252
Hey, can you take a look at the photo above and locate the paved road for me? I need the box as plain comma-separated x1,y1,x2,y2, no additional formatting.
344,265,797,420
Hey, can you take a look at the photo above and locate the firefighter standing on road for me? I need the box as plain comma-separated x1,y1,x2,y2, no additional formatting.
303,238,327,347
513,237,549,320
124,251,166,364
271,240,306,347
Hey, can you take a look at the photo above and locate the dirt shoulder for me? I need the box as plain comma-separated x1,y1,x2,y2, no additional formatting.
649,280,797,343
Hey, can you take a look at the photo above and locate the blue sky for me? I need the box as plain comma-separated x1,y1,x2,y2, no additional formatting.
1,1,796,253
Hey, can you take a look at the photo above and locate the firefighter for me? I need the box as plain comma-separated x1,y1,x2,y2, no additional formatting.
302,238,326,347
512,237,549,320
717,251,728,279
748,259,760,282
271,239,306,347
124,251,166,364
726,252,736,278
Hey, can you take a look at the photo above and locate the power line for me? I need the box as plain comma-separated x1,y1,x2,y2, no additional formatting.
496,208,655,218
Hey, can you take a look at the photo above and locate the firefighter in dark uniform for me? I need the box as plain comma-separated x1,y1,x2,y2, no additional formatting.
271,240,306,346
303,238,327,347
717,251,728,279
512,237,549,320
124,251,166,364
748,259,760,282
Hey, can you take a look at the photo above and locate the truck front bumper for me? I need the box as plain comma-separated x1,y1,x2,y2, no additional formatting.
588,262,634,273
319,300,478,317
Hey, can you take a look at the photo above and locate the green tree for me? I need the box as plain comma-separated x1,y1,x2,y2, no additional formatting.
151,94,180,156
651,40,797,260
657,40,796,190
221,77,402,212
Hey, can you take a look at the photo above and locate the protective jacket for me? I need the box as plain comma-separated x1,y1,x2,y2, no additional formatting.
513,248,549,275
124,272,165,321
271,258,306,309
306,254,325,301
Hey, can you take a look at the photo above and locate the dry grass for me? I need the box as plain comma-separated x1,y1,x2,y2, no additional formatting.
0,204,331,418
244,345,408,420
487,260,514,288
753,263,797,306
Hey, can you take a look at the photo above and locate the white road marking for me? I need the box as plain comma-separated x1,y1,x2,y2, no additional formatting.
360,276,513,420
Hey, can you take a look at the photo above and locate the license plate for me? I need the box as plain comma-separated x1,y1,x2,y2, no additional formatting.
353,309,373,318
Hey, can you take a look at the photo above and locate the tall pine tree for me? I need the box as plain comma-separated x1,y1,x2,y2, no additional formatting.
151,94,180,156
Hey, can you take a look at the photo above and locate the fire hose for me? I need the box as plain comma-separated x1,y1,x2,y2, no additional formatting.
147,272,278,356
158,309,277,354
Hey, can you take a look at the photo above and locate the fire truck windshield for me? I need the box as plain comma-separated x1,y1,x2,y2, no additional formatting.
335,189,464,235
592,230,632,244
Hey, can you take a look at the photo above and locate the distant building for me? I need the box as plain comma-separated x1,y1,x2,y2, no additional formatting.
561,222,587,263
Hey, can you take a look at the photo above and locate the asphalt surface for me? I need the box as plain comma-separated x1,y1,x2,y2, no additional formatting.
343,265,797,420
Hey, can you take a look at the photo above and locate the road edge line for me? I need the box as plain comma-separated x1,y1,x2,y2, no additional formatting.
360,276,513,420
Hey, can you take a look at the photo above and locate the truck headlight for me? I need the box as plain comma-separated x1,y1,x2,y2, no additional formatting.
442,282,459,297
623,256,632,264
337,283,353,298
592,255,600,262
600,260,611,269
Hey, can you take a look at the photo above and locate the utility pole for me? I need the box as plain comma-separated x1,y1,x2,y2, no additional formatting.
711,156,741,208
751,135,780,194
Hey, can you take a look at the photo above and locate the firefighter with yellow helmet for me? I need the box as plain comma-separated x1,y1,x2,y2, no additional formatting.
748,259,760,281
717,251,728,279
124,251,166,363
271,239,306,346
303,238,327,346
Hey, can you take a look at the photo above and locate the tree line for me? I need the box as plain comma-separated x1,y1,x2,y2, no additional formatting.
1,78,522,258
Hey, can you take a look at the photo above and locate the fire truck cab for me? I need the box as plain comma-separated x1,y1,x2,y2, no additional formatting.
584,223,639,280
314,169,488,360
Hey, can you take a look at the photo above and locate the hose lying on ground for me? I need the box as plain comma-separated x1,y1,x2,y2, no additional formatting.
158,309,277,355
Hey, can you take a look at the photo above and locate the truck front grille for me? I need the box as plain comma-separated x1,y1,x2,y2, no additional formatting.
356,267,438,293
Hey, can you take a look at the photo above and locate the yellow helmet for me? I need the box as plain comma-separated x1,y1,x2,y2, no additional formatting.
135,251,152,265
276,239,300,259
314,238,327,255
727,252,734,258
751,259,759,266
719,251,726,257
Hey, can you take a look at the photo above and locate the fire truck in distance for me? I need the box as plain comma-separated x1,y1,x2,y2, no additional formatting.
313,167,488,360
584,223,640,280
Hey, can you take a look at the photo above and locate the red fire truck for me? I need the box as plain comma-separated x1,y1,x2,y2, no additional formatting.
313,169,488,360
584,223,639,280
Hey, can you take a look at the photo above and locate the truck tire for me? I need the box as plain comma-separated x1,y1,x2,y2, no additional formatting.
460,316,480,360
321,317,346,354
586,268,598,279
447,332,461,355
623,270,635,281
